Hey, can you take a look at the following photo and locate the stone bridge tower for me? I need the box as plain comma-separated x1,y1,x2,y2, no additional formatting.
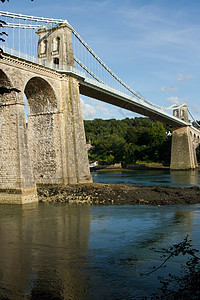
170,104,200,169
0,23,92,204
37,23,74,69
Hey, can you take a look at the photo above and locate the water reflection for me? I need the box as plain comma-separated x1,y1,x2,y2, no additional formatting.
0,203,91,300
0,203,200,299
170,169,200,186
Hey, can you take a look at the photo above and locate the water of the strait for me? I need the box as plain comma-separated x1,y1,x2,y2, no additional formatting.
1,169,200,299
92,168,200,187
0,202,200,299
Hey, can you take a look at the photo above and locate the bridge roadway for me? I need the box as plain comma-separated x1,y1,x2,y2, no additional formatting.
74,73,190,129
1,50,200,137
1,48,194,129
62,67,194,129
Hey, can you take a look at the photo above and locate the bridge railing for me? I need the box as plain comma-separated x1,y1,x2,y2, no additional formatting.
1,45,87,78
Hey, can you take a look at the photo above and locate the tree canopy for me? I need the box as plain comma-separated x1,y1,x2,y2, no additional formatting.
84,117,172,166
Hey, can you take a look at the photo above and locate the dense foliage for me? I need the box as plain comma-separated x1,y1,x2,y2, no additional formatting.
84,117,172,166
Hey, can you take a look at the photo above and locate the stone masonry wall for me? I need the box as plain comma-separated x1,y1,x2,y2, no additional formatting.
170,126,199,170
0,52,92,204
27,113,63,184
0,68,38,203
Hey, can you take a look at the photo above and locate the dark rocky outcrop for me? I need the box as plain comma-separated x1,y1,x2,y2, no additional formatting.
37,183,200,205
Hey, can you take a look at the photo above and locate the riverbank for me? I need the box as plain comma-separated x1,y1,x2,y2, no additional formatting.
91,162,170,171
37,183,200,205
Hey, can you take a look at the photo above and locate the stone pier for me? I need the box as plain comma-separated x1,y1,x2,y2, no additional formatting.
0,71,38,204
170,126,199,170
170,105,199,170
0,23,92,204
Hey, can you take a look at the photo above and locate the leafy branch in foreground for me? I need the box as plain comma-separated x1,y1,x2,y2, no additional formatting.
142,236,200,299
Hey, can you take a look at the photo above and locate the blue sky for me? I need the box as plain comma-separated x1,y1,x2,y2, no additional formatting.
1,0,200,120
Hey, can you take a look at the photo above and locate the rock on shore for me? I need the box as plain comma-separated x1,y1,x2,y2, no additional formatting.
37,183,200,205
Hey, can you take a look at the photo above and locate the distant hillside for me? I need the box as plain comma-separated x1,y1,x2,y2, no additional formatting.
84,117,172,166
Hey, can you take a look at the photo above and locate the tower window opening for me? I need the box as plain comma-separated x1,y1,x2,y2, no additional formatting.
41,39,47,55
53,57,59,67
52,37,60,53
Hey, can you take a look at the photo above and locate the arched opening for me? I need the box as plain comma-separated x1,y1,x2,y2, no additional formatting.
173,109,178,117
0,70,16,104
25,77,57,114
180,109,185,119
52,36,60,52
41,39,47,55
24,77,62,183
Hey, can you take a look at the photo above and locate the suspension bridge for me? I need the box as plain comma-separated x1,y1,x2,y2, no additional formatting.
0,10,200,204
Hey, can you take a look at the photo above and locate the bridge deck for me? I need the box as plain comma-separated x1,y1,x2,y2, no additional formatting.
0,50,193,128
78,77,190,128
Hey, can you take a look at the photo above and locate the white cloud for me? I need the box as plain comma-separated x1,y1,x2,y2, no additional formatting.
81,99,96,119
96,102,111,116
166,96,189,105
177,74,194,82
161,86,178,93
81,98,116,119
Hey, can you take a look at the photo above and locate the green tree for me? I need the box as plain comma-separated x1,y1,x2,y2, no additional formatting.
85,118,172,165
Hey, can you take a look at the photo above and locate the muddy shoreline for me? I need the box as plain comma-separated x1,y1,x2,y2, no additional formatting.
37,183,200,205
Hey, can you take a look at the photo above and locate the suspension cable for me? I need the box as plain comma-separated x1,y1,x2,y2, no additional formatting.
3,22,42,29
188,109,200,128
74,56,104,83
0,11,68,25
0,10,183,113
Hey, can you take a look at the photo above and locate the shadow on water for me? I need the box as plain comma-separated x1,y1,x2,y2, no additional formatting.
0,203,91,300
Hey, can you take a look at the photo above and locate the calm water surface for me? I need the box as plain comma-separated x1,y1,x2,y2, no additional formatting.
1,170,200,299
92,169,200,186
0,202,200,299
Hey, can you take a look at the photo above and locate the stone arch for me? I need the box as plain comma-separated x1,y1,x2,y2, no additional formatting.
25,77,57,114
24,77,62,184
0,69,16,104
0,69,12,88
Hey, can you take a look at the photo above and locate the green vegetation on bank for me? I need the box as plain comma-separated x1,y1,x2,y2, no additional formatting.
84,117,172,166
